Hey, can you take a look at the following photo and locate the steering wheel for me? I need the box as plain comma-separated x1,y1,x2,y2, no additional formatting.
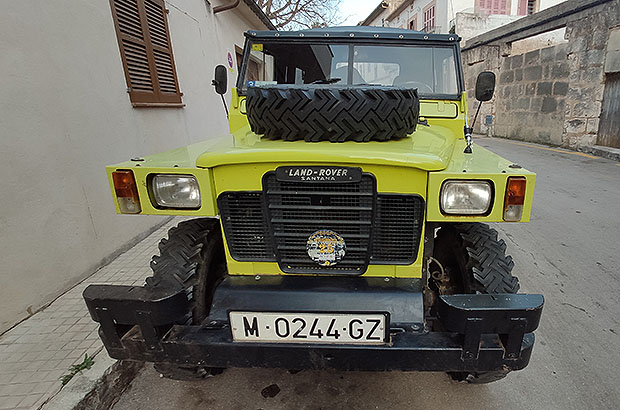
399,81,434,93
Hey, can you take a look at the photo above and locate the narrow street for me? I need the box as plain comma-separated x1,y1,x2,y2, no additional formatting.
112,137,620,410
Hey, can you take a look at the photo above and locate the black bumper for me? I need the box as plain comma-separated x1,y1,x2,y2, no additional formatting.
83,276,543,372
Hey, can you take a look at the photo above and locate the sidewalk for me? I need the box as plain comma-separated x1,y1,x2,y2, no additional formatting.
0,218,180,410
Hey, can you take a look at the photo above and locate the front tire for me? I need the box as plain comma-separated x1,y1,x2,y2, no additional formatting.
433,223,520,384
145,218,226,380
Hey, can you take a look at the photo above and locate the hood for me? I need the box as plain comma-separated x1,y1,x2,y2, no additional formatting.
196,124,458,172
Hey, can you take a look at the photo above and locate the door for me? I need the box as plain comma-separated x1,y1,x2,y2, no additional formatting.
598,73,620,148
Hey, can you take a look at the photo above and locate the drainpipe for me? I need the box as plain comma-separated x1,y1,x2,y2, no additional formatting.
213,0,240,14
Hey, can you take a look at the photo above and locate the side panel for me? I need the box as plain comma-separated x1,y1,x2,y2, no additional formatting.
427,140,536,222
106,165,218,216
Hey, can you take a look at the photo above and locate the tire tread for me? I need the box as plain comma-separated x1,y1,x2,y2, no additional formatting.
245,85,419,142
146,218,218,291
454,223,519,294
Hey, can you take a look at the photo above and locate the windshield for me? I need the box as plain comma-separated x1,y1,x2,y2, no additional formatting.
239,41,460,96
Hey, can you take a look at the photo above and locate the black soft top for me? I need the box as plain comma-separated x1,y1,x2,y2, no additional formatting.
245,26,460,43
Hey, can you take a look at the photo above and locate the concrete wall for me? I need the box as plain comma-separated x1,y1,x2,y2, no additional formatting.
455,12,522,43
510,28,567,55
539,0,567,10
0,0,268,333
461,0,620,148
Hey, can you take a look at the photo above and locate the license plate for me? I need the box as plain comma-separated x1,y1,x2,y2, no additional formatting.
229,312,387,344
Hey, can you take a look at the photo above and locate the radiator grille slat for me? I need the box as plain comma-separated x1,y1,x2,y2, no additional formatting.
217,192,275,261
265,173,374,274
372,195,424,263
217,172,424,273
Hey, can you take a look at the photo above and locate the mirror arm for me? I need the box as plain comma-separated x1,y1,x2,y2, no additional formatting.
220,94,229,118
464,101,483,154
471,101,483,129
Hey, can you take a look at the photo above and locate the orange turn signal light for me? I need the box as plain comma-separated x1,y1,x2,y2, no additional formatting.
112,170,141,214
503,177,526,221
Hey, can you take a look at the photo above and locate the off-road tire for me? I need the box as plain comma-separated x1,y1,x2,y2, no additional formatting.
434,223,520,384
145,218,226,380
434,223,519,294
245,85,419,142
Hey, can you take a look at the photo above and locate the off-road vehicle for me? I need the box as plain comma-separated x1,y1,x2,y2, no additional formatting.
84,26,543,384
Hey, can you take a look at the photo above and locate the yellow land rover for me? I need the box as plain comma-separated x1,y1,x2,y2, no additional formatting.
84,26,543,384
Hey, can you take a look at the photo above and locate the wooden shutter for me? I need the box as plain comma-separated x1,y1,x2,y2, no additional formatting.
110,0,182,106
478,0,510,15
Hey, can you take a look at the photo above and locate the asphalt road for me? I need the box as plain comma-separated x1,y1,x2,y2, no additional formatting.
112,137,620,410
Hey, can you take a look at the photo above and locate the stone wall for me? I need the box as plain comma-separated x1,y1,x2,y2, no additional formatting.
562,9,618,147
494,43,570,144
461,0,620,148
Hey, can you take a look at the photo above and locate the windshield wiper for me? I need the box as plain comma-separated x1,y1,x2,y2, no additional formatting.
311,78,341,84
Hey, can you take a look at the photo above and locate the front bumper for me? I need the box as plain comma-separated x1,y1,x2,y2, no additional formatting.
83,276,543,372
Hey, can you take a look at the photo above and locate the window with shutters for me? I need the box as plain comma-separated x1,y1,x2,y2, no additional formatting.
517,0,538,15
476,0,511,15
422,2,436,33
110,0,182,106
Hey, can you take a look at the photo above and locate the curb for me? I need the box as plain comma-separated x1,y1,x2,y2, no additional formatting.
579,145,620,162
40,351,143,410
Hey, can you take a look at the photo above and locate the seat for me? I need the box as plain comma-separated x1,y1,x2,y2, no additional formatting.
333,66,366,85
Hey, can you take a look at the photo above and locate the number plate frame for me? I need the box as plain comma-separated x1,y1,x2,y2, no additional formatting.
229,311,389,345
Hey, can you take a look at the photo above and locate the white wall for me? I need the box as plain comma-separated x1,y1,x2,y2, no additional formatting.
0,0,267,333
456,12,523,43
540,0,566,11
511,27,567,54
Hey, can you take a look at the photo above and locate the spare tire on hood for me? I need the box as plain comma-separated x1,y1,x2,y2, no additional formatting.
245,85,420,142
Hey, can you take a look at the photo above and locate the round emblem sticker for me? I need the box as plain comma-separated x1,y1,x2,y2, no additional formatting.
306,230,346,266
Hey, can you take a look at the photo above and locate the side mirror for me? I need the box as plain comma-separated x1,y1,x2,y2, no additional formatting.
212,65,227,95
475,71,496,102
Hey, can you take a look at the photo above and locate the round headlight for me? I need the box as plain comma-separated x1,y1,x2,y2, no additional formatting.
152,174,201,209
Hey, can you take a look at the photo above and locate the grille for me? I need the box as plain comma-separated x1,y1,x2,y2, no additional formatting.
264,173,375,274
217,192,275,261
217,174,425,274
372,194,425,263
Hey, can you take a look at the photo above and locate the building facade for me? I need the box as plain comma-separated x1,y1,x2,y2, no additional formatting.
0,0,272,334
360,0,564,35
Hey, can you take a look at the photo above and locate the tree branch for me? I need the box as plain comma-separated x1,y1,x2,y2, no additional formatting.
257,0,343,29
